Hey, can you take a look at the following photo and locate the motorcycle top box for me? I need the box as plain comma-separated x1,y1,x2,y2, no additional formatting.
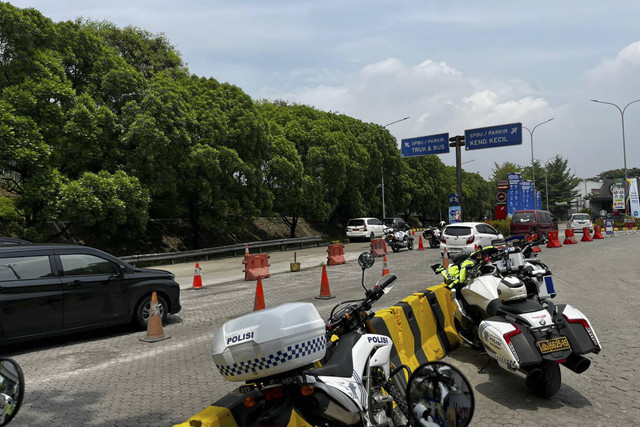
211,302,326,382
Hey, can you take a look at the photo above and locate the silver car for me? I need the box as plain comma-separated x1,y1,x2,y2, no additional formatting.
567,213,594,233
440,222,504,257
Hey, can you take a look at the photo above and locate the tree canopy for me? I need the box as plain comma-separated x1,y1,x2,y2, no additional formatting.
1,3,621,251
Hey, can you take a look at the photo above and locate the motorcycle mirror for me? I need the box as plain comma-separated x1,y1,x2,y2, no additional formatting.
0,358,25,426
375,274,397,293
406,362,475,427
357,252,375,270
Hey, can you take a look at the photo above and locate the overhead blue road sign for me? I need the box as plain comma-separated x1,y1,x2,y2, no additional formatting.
464,123,522,151
401,133,449,157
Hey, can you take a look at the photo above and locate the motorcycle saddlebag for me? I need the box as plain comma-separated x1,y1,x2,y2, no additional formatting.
211,302,327,382
554,304,601,355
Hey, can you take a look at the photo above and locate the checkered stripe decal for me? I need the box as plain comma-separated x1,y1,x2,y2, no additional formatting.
216,336,326,377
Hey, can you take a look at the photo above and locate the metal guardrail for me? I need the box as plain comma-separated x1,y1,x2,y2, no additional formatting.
120,236,325,265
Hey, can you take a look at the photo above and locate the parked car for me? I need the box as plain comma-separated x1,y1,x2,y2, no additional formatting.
440,222,504,257
567,213,594,233
509,209,558,239
382,217,411,232
0,244,181,345
345,218,385,242
0,237,30,246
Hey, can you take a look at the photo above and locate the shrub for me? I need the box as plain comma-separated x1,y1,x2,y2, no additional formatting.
487,219,511,237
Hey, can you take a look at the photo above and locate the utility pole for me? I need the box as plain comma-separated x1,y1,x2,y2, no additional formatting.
449,135,465,206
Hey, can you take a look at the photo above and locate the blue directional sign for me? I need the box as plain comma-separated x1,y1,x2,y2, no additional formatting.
464,123,522,151
401,133,449,157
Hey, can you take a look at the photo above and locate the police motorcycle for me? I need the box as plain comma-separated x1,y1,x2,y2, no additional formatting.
422,222,445,249
384,227,414,253
431,245,601,398
211,252,411,426
0,358,25,426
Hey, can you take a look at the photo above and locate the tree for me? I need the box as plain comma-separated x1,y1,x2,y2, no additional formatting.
594,168,640,181
55,171,151,248
490,161,523,184
544,156,581,216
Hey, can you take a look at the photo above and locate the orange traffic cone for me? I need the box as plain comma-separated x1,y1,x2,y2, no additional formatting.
192,262,203,289
253,276,265,311
418,236,425,250
245,244,250,256
316,264,335,300
382,256,390,276
412,229,415,236
443,247,449,269
140,292,170,343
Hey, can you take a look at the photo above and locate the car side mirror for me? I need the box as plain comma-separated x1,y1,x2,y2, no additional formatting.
406,362,474,427
0,358,25,426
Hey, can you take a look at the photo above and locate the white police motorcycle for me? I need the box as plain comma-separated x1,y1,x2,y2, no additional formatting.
432,245,601,398
211,252,410,426
384,227,414,253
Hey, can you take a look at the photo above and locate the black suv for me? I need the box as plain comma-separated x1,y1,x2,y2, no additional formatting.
0,244,181,344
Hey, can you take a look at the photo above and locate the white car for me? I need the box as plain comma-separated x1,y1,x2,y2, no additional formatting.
567,213,594,233
440,222,504,257
346,217,385,242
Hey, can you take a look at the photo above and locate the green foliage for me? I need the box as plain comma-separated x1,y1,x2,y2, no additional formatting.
594,168,640,180
56,171,151,246
7,2,611,253
579,207,593,217
487,219,511,237
0,194,23,235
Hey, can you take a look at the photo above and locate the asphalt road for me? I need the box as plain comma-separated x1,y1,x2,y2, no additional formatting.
4,231,639,426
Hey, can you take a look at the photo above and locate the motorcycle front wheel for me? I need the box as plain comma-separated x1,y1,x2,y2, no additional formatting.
525,361,561,398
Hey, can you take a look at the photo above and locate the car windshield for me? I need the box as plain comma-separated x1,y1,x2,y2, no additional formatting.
572,214,590,221
512,212,536,223
444,226,472,236
383,219,396,227
348,219,365,227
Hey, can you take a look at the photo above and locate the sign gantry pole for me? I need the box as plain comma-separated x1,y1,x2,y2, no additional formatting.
449,135,465,207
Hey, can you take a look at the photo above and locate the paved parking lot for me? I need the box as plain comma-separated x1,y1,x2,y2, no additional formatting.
4,232,640,426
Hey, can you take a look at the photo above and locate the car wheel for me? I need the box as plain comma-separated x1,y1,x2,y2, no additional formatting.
134,294,168,330
348,237,354,243
408,240,414,250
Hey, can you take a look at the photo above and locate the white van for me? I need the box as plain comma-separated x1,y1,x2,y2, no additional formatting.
346,218,385,242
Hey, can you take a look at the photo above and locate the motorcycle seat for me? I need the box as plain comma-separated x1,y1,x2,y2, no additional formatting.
311,332,360,378
488,298,545,317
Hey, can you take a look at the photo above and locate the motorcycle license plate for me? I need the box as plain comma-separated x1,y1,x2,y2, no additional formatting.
537,336,570,354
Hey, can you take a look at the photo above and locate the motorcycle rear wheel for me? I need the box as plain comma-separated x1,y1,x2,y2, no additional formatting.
525,361,562,398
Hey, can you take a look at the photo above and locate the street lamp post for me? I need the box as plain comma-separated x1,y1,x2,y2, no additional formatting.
590,99,640,217
381,116,410,218
523,118,554,190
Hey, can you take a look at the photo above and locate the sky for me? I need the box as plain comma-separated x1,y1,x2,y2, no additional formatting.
8,0,640,181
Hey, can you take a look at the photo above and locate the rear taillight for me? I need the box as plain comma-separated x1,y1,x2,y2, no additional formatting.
466,235,475,244
503,325,521,363
300,384,315,396
563,314,600,347
262,386,284,401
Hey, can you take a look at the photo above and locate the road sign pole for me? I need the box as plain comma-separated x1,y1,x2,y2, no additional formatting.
449,135,465,210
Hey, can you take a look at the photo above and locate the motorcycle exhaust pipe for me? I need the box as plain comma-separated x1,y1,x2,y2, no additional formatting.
562,354,591,374
301,392,361,425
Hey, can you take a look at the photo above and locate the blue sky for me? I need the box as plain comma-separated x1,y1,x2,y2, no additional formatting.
9,0,640,180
